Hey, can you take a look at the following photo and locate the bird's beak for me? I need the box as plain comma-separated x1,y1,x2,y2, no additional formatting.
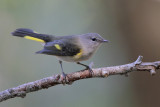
102,39,109,43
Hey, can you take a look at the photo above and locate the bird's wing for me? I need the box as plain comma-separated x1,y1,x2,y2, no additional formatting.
36,40,81,56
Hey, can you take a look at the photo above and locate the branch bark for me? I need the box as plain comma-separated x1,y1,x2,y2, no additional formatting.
0,56,160,102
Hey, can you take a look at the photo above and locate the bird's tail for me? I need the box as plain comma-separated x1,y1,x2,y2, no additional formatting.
12,28,53,43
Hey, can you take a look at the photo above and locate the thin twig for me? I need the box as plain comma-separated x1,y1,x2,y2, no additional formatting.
0,56,159,102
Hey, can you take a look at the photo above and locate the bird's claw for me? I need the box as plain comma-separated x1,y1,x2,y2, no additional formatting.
61,72,73,85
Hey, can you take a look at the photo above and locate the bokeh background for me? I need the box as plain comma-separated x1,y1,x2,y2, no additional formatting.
0,0,160,107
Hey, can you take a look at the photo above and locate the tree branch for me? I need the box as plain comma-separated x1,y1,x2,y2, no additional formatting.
0,56,160,102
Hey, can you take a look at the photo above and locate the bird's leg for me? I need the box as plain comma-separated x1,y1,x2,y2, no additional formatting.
76,62,93,76
59,60,68,84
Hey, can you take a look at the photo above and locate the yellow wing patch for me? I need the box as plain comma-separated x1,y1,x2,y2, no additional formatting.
54,44,62,50
74,49,83,59
24,36,45,43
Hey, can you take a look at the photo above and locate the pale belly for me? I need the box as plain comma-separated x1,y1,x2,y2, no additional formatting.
56,55,91,62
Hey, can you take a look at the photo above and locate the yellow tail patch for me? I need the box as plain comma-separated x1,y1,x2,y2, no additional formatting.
24,36,45,43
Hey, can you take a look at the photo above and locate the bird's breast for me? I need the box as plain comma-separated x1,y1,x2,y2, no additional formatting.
56,51,92,62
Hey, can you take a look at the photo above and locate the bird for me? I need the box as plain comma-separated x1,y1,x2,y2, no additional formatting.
12,28,109,83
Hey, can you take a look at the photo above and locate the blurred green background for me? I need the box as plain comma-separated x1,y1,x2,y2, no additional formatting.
0,0,160,107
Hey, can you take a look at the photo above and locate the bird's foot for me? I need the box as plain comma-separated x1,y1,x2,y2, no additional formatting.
77,62,94,77
61,72,73,85
84,62,94,76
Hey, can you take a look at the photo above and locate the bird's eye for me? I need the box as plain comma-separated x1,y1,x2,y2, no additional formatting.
92,38,96,41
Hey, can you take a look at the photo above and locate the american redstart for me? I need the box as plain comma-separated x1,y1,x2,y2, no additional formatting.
12,28,108,82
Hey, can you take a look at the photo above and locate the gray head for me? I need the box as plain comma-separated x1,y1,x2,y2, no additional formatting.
78,33,109,54
80,33,108,45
